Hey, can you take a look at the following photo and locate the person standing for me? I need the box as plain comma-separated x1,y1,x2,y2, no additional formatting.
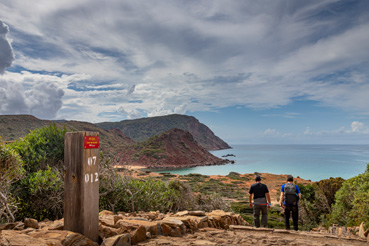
249,175,271,228
279,175,301,231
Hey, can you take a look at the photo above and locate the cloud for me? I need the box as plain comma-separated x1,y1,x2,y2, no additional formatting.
351,121,369,134
117,106,141,119
0,73,64,119
262,128,292,138
0,20,14,74
1,0,369,122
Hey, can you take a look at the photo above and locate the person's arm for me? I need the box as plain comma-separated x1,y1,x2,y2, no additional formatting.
279,192,284,207
279,185,284,208
266,193,271,208
249,193,253,208
296,185,302,199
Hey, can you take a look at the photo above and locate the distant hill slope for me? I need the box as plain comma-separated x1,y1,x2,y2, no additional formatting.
97,114,231,150
0,115,134,158
118,128,229,168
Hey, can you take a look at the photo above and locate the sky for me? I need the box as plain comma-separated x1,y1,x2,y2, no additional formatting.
1,0,369,144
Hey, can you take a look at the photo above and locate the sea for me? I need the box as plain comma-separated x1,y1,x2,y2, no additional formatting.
152,144,369,181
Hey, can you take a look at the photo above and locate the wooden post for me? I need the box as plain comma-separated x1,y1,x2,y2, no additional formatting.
64,132,100,242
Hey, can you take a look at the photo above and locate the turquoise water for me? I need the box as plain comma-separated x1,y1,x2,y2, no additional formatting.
151,145,369,181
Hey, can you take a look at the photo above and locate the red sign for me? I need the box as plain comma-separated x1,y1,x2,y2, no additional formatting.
84,136,100,149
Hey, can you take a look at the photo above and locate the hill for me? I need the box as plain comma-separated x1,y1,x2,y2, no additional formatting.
118,128,229,168
97,114,231,150
0,115,134,158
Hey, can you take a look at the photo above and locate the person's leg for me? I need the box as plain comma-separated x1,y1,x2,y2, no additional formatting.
284,205,291,230
261,205,268,227
253,205,261,227
292,205,299,231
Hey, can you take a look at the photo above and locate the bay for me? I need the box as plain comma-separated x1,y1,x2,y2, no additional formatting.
152,144,369,181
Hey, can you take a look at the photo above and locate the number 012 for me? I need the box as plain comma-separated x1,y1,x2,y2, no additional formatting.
85,172,98,183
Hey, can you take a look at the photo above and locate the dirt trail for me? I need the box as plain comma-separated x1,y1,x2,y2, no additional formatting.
138,227,368,246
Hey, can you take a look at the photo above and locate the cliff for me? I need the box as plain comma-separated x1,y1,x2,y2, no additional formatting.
97,114,231,151
118,128,228,168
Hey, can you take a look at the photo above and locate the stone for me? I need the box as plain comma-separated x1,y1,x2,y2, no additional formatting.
101,233,131,246
114,215,125,224
39,220,64,230
364,228,369,237
161,217,184,227
0,222,17,231
24,218,39,229
130,225,146,245
100,210,114,216
119,219,158,236
0,229,99,246
160,223,171,236
99,224,119,239
358,222,365,238
0,230,50,246
100,214,116,227
175,211,189,217
188,211,206,216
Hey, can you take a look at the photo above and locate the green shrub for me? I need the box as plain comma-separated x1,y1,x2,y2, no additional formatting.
11,123,67,172
330,164,369,226
8,124,67,221
15,167,64,221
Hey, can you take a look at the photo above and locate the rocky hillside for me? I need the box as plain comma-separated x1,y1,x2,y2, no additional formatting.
97,114,231,151
118,128,229,168
0,115,135,158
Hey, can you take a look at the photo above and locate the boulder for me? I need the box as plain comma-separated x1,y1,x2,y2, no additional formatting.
24,218,39,229
100,215,116,228
160,218,186,237
130,225,146,245
175,211,189,217
188,211,206,216
0,229,99,246
101,233,131,246
118,220,158,236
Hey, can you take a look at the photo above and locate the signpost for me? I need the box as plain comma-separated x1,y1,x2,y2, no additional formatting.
64,132,99,242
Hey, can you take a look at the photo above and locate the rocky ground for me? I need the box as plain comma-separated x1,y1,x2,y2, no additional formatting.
139,227,369,246
1,210,368,246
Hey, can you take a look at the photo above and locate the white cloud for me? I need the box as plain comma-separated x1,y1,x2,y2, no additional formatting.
117,106,141,119
262,128,292,138
351,121,369,134
304,127,312,135
0,20,14,74
0,77,64,119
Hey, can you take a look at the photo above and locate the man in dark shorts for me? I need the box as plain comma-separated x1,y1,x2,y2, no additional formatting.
249,175,271,227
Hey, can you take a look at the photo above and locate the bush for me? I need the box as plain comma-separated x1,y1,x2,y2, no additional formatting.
15,167,63,221
330,164,369,226
297,177,345,230
11,123,67,172
9,124,67,221
0,143,24,223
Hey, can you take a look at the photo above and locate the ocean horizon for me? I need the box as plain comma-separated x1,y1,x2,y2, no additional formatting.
151,144,369,181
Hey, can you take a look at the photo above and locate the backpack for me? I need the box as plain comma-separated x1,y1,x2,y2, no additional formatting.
284,183,298,205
